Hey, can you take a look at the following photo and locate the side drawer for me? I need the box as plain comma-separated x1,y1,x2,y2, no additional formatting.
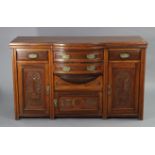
16,49,48,61
54,91,102,116
109,49,141,61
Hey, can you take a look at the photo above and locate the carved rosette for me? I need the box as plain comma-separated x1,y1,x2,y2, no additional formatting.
25,71,42,105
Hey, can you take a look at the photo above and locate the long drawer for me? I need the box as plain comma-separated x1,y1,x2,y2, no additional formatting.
54,50,103,62
54,63,103,74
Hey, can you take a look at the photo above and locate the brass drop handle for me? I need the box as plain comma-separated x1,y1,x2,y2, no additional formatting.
28,53,38,59
54,99,58,108
86,54,96,59
46,85,50,96
62,66,71,72
62,54,70,59
120,53,130,59
87,65,96,71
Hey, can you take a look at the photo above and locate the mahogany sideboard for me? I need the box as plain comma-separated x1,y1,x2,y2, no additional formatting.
10,36,147,120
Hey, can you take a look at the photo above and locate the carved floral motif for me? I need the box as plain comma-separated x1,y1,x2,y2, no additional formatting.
25,71,42,105
113,70,133,107
59,96,97,111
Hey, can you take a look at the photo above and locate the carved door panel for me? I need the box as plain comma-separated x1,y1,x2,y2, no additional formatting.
17,63,49,117
54,91,102,117
108,62,140,116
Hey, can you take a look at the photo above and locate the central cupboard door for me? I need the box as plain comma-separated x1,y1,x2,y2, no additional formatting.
54,91,102,117
108,62,140,117
17,63,50,117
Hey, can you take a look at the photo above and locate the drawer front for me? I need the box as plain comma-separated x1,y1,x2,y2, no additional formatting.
54,75,103,91
17,50,48,61
54,63,103,74
109,49,141,61
54,91,102,116
54,50,103,62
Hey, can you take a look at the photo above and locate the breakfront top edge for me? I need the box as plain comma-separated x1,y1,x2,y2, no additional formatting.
9,36,148,48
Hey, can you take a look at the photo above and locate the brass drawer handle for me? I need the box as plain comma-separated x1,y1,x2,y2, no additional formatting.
28,53,38,59
61,54,70,59
120,53,130,59
86,54,96,59
87,65,96,71
62,66,71,72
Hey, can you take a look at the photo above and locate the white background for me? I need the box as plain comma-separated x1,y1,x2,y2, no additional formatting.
0,0,155,155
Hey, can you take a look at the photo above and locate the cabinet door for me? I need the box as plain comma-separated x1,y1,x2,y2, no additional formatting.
54,91,102,117
108,62,140,117
17,63,49,117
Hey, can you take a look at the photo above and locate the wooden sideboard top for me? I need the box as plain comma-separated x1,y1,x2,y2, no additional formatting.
10,36,147,47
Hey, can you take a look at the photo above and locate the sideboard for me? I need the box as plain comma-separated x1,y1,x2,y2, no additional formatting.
10,36,147,120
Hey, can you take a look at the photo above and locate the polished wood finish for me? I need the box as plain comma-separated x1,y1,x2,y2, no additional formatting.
139,48,146,120
10,36,147,120
12,49,20,119
49,48,54,119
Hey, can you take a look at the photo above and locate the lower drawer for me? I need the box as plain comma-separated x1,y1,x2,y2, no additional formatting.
54,91,102,116
54,75,103,91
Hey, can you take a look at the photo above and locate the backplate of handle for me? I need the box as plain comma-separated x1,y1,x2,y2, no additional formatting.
62,54,70,59
62,66,71,72
120,53,130,59
28,53,38,59
87,65,96,71
86,54,96,59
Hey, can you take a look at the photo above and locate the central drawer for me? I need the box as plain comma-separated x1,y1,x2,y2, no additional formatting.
54,63,103,74
54,50,103,62
54,75,103,91
53,46,104,62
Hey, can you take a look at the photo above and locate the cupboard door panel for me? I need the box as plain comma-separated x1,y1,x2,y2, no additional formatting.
55,91,102,116
108,62,140,116
17,63,49,117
